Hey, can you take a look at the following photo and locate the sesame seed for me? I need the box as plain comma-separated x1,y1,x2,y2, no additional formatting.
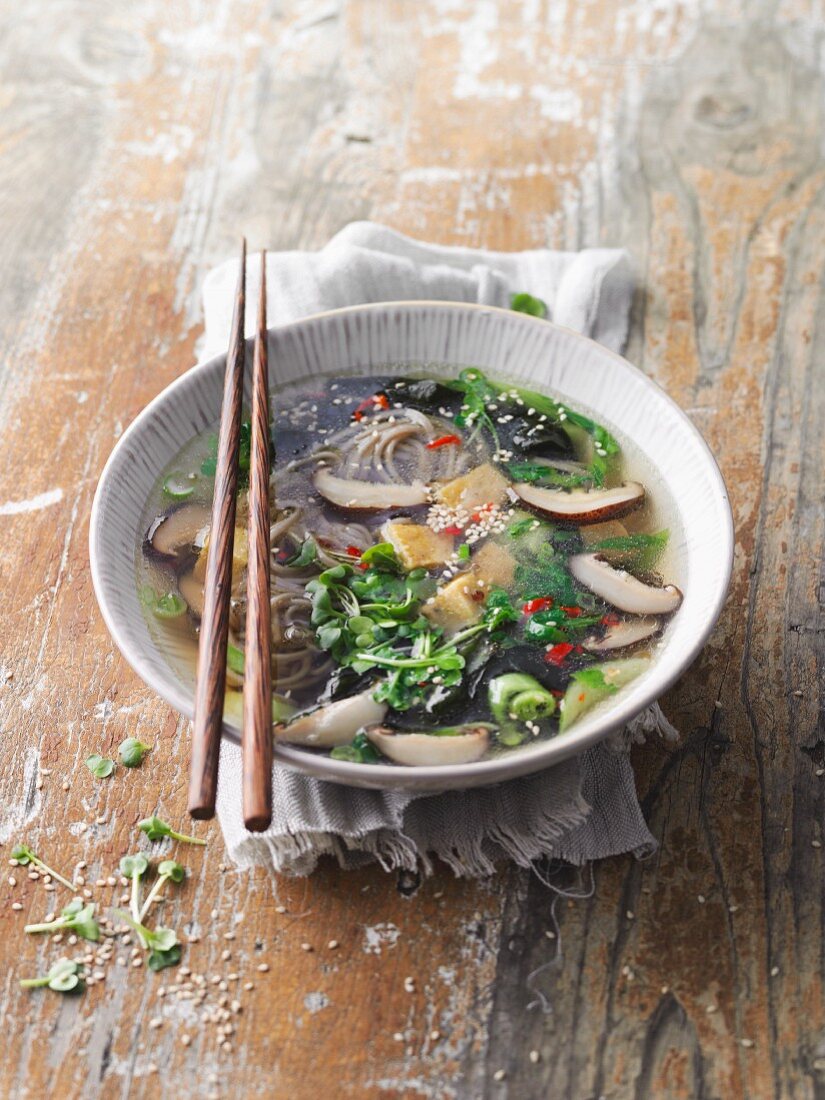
706,1004,717,1014
393,1032,404,1042
300,943,313,952
244,981,254,991
257,963,269,973
493,1069,506,1081
11,902,22,911
149,1017,163,1029
430,1029,440,1041
697,894,706,904
403,976,415,993
181,1034,191,1047
327,940,339,950
7,876,15,887
740,1038,755,1049
771,966,779,976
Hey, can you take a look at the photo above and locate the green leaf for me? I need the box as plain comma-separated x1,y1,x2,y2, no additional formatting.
85,753,115,779
20,958,84,993
287,538,318,568
506,462,592,489
359,542,402,573
119,737,151,768
119,853,149,880
138,815,206,846
589,530,669,572
158,859,185,884
330,732,381,764
11,843,34,865
148,943,182,971
510,292,548,318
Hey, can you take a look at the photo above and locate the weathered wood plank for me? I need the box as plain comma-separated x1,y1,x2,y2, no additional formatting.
0,2,821,1098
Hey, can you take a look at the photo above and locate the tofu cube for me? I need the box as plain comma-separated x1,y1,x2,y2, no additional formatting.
473,540,516,589
422,575,483,633
381,522,454,571
436,463,509,511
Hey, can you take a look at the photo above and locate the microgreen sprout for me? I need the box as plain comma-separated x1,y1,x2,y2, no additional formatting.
119,737,151,768
85,753,115,779
20,957,83,993
138,859,185,923
119,853,149,929
11,844,75,891
25,899,100,942
113,909,181,971
138,816,206,846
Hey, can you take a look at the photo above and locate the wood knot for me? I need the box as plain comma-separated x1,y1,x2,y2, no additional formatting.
693,93,754,131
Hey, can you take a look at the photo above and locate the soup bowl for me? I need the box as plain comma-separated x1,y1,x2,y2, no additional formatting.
90,302,733,791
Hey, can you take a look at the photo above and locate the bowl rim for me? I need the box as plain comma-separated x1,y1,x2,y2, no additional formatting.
90,299,734,789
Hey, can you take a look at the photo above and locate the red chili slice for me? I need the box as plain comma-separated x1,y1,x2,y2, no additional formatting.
352,393,389,421
601,613,621,626
544,643,574,666
426,434,462,450
346,546,362,557
562,606,582,618
522,597,554,614
443,525,463,536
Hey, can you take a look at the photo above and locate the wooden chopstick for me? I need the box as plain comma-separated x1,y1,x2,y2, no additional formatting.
188,239,247,819
242,252,273,831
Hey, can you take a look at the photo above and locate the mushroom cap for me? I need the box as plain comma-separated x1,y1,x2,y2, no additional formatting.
582,617,661,653
313,468,429,511
366,725,491,766
569,553,683,614
145,504,211,560
513,481,645,524
274,689,387,747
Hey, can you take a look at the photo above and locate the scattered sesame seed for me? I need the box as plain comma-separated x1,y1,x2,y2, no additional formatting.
327,939,339,950
529,1050,540,1064
403,976,415,993
771,966,779,977
430,1029,440,1041
257,963,269,973
181,1034,191,1047
11,902,22,911
697,894,706,904
706,1004,717,1015
300,943,313,953
740,1038,755,1049
149,1017,163,1029
393,1032,404,1042
813,840,821,849
7,876,15,887
493,1069,506,1081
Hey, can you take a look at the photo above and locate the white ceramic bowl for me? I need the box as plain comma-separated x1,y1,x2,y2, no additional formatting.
90,302,733,791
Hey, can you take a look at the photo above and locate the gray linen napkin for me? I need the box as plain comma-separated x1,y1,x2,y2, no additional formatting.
203,222,674,876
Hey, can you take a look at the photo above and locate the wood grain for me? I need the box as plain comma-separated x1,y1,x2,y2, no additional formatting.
0,1,821,1098
189,240,246,819
242,251,272,832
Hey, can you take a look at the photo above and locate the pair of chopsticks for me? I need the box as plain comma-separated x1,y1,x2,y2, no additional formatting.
188,240,273,831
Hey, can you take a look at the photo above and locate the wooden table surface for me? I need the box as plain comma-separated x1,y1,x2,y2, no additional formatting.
1,2,823,1097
